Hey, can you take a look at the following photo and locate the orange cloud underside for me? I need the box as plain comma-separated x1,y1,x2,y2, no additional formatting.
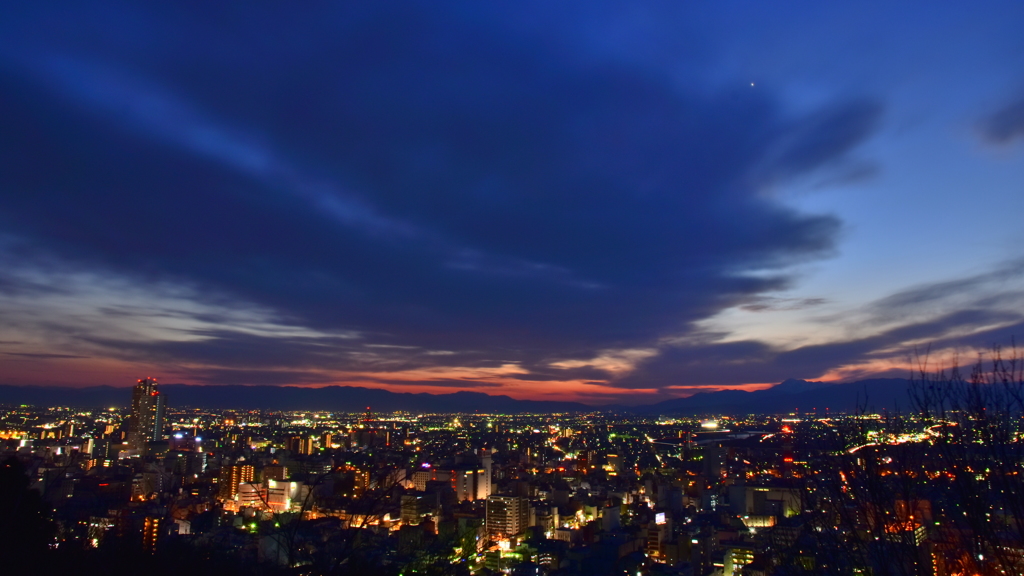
289,365,664,404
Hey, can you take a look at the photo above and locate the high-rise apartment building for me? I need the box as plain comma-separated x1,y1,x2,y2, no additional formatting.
287,435,314,455
127,378,165,452
446,467,487,502
142,515,162,553
486,495,529,540
353,468,371,496
480,448,493,497
218,464,255,500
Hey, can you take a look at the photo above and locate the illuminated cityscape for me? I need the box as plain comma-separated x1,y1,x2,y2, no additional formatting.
3,368,1024,575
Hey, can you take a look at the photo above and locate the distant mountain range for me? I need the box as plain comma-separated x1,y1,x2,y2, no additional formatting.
0,378,920,415
635,378,917,415
0,384,592,414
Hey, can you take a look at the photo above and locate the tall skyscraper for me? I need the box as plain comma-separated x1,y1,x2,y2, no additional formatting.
127,378,166,452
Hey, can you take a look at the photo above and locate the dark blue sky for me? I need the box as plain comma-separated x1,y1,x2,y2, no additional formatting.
2,2,1023,403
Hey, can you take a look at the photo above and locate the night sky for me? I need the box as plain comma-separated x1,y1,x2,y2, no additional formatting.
2,2,1024,404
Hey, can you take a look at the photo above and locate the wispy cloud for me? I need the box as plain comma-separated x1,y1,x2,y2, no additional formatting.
978,95,1024,145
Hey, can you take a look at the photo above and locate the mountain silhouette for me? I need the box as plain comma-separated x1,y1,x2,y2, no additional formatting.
637,378,914,415
0,378,918,415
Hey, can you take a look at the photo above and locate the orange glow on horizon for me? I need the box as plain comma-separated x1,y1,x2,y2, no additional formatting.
665,382,774,395
0,354,817,404
9,343,996,404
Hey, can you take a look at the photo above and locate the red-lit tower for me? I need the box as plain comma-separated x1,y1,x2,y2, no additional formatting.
127,377,165,452
781,425,794,478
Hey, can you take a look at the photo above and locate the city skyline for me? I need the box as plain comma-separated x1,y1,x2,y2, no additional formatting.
3,373,1018,575
2,3,1024,405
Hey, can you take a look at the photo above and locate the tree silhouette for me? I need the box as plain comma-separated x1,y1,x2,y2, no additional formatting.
803,344,1024,575
0,456,56,572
